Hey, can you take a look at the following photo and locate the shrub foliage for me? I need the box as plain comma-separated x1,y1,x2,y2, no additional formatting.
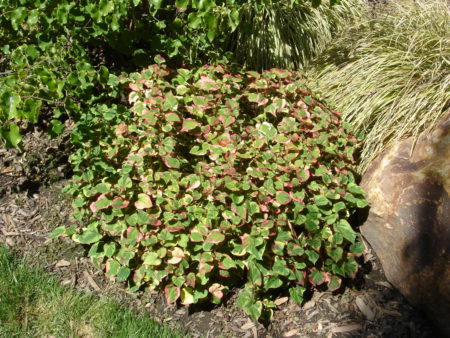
56,59,366,320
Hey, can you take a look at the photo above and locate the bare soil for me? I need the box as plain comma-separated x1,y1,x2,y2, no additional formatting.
0,130,436,338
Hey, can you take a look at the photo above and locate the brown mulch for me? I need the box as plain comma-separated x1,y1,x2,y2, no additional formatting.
0,132,436,338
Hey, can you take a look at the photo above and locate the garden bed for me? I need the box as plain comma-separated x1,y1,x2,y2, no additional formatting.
0,135,434,337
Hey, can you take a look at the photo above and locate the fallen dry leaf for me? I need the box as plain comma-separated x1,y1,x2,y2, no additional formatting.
275,297,289,306
241,321,256,330
283,328,299,337
356,296,376,321
330,323,362,333
55,259,71,268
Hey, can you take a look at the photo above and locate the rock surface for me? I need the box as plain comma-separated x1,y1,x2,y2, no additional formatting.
360,117,450,336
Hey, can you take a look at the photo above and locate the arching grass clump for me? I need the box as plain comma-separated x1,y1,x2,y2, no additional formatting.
307,0,450,173
226,0,366,71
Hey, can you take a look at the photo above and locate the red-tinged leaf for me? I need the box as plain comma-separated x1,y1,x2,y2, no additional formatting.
163,155,180,169
199,262,213,274
328,275,342,292
309,269,326,286
205,230,225,244
164,285,180,304
182,118,200,131
196,76,219,91
167,247,184,264
275,191,291,205
135,193,152,209
90,194,109,213
129,83,141,91
154,54,165,64
115,123,127,136
112,197,130,209
208,283,224,299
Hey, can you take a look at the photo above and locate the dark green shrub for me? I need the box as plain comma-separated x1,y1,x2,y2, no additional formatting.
54,58,367,320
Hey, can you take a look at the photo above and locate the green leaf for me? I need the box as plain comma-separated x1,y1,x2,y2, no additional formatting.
0,124,22,148
314,196,330,206
258,122,277,138
350,241,364,256
164,156,180,169
228,8,240,31
143,252,162,266
49,120,65,138
163,93,178,111
182,119,200,131
205,230,225,244
188,12,202,29
265,276,283,289
289,285,305,303
335,219,356,243
248,261,262,286
204,13,218,41
72,229,102,244
237,290,262,320
49,226,67,238
275,191,291,205
175,0,189,10
310,269,325,285
347,183,365,195
164,285,180,304
116,266,131,281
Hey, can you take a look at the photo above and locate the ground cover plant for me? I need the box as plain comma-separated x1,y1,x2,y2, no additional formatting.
0,245,181,337
306,0,450,172
53,59,368,321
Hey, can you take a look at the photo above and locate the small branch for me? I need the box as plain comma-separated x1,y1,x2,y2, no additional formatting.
22,95,55,102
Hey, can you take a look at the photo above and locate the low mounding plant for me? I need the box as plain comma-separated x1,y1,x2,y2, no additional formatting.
226,0,366,71
54,57,367,320
307,0,450,173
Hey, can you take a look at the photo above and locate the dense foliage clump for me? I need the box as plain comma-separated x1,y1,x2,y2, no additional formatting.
307,0,450,173
0,0,355,147
55,59,367,320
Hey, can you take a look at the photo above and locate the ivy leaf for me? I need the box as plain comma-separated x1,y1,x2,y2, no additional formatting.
175,0,189,10
0,124,22,148
188,12,202,29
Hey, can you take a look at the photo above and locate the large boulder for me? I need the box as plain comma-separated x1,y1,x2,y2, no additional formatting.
359,117,450,335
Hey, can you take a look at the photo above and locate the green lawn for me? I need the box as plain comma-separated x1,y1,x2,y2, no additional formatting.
0,245,183,338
